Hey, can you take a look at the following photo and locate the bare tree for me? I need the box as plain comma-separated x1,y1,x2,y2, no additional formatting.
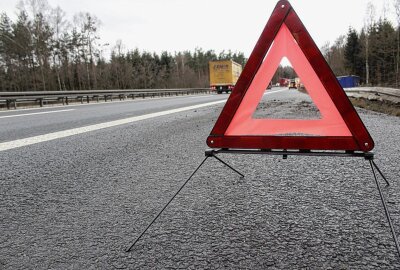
114,39,124,57
364,2,376,85
383,0,390,20
50,6,68,90
73,12,101,89
394,0,400,87
17,0,52,90
17,0,50,19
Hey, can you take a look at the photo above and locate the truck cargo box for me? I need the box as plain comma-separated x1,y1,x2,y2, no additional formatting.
209,60,242,93
337,75,360,88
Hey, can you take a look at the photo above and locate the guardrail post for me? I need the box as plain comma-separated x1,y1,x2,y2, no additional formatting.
7,100,16,109
39,98,43,107
86,96,90,103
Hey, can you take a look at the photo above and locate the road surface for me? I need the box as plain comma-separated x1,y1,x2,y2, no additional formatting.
1,88,399,269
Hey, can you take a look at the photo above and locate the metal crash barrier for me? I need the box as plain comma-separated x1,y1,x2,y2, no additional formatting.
0,88,212,110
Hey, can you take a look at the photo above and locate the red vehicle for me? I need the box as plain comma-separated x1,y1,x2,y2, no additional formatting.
279,78,289,87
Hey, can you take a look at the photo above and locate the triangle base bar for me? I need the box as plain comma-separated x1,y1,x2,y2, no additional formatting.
206,148,375,159
207,136,361,151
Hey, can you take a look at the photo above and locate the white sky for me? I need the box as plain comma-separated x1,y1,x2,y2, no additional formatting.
0,0,397,57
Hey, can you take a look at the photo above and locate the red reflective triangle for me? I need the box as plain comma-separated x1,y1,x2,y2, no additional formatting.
207,0,374,152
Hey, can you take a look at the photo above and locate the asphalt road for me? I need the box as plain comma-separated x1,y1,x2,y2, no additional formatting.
0,88,399,269
0,93,229,142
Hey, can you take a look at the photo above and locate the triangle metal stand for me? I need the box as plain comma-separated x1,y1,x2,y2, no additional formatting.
126,148,399,261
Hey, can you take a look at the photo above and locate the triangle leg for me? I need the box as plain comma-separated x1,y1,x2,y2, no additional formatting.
369,160,400,259
371,160,390,186
126,156,209,252
212,155,245,178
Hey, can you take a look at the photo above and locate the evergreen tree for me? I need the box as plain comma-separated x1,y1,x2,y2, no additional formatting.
344,28,362,76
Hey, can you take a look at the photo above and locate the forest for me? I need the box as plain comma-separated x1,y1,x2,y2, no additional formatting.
0,1,248,92
324,20,399,87
0,1,399,92
323,2,400,88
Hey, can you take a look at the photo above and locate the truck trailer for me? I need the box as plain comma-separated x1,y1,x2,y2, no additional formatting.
209,60,242,94
337,75,360,88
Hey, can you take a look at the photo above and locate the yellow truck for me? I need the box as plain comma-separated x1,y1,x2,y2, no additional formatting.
209,60,242,94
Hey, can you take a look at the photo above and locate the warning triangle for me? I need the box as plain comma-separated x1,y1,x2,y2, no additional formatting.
207,0,374,152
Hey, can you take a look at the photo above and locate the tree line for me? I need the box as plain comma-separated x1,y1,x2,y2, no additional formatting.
1,1,399,92
322,1,400,88
0,1,246,92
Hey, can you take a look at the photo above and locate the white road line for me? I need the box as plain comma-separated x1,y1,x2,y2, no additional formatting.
0,109,75,119
264,89,287,95
0,100,226,152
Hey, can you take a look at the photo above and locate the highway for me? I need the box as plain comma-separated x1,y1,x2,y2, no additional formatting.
1,88,399,269
0,93,228,144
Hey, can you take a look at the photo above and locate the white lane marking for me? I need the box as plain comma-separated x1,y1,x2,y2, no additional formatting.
0,88,287,152
0,100,226,152
0,109,75,119
264,89,287,95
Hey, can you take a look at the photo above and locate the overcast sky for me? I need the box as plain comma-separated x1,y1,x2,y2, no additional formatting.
0,0,397,57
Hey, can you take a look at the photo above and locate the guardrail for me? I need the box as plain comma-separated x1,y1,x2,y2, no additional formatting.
0,88,212,110
1,87,398,110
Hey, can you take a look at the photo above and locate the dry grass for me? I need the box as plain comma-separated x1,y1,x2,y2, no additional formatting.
297,87,400,117
349,97,400,117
